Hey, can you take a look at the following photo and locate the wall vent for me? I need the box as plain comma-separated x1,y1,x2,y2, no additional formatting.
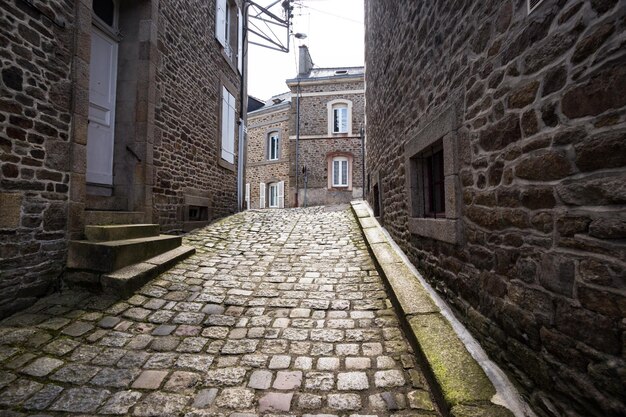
528,0,546,14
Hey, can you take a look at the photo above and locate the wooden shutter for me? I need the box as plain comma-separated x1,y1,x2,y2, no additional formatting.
237,7,243,73
215,0,227,47
278,181,284,208
259,183,266,209
221,87,236,164
245,183,250,209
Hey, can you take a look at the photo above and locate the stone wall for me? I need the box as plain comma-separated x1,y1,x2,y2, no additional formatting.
289,80,366,137
365,1,625,416
246,105,291,209
153,0,242,232
289,78,366,206
0,0,74,317
295,137,364,207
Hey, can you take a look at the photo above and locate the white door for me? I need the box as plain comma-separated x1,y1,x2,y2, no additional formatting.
87,27,118,185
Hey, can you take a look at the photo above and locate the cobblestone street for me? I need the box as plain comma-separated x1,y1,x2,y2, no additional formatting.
0,205,439,416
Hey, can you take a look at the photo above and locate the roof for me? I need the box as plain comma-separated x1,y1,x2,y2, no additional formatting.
247,91,292,116
287,66,365,84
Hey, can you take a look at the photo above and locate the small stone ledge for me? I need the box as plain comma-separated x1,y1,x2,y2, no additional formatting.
350,201,514,417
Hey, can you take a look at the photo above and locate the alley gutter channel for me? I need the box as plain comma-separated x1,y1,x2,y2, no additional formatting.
349,200,538,417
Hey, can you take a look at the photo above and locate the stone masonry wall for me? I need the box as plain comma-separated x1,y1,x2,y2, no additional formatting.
295,137,364,206
289,78,365,206
246,105,291,209
153,0,242,232
365,1,625,416
0,0,74,317
289,80,366,137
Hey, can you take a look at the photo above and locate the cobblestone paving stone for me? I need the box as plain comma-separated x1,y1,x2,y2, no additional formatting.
0,205,440,416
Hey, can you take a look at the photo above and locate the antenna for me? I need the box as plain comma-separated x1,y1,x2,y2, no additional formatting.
246,0,295,52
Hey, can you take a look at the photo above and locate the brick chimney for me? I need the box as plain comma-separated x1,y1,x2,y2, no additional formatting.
298,45,313,76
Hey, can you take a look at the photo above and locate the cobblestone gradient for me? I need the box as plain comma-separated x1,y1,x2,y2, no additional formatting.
0,206,440,416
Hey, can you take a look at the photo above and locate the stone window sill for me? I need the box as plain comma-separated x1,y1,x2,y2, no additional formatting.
218,158,236,172
408,217,459,244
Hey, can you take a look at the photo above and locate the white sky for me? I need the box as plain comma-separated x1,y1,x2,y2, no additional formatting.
247,0,365,100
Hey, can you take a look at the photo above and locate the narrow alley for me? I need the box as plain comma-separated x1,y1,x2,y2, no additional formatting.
0,206,439,416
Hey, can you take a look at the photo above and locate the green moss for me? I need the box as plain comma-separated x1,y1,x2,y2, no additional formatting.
409,314,496,406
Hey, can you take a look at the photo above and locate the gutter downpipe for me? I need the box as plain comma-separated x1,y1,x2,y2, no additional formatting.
294,78,301,207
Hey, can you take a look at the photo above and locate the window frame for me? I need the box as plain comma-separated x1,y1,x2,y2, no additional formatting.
327,152,353,191
268,182,279,208
327,99,353,136
332,157,349,187
267,131,280,161
404,106,461,244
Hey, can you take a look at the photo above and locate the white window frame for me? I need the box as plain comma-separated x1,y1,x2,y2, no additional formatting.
268,132,279,161
221,86,236,164
327,99,353,135
268,183,279,208
332,157,349,187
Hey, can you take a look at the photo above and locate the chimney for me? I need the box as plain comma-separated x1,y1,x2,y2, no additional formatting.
298,45,313,76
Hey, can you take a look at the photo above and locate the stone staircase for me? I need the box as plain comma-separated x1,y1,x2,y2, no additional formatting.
65,223,195,297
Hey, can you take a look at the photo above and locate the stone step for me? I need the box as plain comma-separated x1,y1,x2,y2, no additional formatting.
102,245,196,297
85,224,160,242
85,210,145,225
67,234,182,273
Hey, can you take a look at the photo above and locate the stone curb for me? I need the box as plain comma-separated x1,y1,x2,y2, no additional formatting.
350,201,515,417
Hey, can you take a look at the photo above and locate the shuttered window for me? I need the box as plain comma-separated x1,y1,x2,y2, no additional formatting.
215,0,227,47
221,86,236,164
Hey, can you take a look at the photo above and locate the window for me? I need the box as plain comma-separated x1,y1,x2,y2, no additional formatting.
221,86,236,164
404,106,460,244
332,157,349,187
333,105,348,133
421,146,445,218
327,100,353,135
245,183,250,209
268,132,279,161
93,0,116,27
262,181,284,209
269,183,279,208
216,0,243,72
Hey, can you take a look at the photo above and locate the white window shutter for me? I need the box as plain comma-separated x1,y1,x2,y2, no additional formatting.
228,93,236,164
278,181,284,208
215,0,227,47
221,88,236,164
237,7,243,73
245,183,250,209
259,183,266,209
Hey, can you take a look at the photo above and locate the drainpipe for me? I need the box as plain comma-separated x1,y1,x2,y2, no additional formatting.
237,1,250,212
294,78,301,207
360,125,365,200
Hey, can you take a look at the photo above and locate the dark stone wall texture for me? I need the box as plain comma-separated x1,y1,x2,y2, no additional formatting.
365,1,626,416
0,0,74,317
153,0,242,231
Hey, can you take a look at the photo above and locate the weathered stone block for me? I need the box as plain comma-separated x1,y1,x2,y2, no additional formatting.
0,193,22,228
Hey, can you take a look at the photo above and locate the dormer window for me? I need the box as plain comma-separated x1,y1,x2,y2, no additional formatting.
335,70,348,75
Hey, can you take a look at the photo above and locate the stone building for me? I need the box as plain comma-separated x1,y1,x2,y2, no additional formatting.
364,1,625,417
246,46,365,209
0,0,245,317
